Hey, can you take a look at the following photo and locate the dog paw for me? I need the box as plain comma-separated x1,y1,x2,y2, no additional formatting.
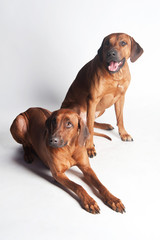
120,133,133,141
23,146,35,164
83,198,100,214
87,146,97,158
104,195,125,214
24,153,34,164
104,124,114,130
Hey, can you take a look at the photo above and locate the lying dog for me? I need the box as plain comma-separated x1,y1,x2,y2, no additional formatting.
10,107,125,214
61,33,143,157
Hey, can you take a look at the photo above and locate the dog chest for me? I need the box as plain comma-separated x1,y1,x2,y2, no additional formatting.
96,83,125,110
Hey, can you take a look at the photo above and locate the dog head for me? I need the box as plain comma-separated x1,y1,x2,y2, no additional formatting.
45,109,89,148
98,33,143,74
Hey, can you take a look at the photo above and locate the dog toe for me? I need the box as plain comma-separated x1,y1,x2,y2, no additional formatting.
106,124,114,130
87,146,97,158
120,133,133,142
104,195,125,214
84,200,100,214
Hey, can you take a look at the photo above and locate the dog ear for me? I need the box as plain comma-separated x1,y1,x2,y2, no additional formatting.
78,118,89,146
98,45,103,61
45,111,58,132
130,37,143,62
45,116,51,132
98,39,105,62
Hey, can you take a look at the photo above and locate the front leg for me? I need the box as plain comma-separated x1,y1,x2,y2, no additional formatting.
50,167,100,214
78,165,125,213
114,95,133,141
86,97,98,158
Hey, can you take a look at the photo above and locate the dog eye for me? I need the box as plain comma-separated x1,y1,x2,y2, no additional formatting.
120,41,127,46
66,121,73,128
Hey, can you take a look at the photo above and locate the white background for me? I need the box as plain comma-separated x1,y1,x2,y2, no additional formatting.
0,0,160,239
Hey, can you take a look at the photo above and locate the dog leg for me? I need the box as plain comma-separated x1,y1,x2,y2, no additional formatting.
86,98,98,158
10,113,36,163
10,114,27,144
79,165,125,213
94,121,114,130
114,95,133,141
51,170,100,214
23,145,37,163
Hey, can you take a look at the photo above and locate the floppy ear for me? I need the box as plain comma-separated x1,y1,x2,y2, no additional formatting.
78,118,89,147
45,116,51,132
45,110,58,132
97,39,105,62
130,37,143,62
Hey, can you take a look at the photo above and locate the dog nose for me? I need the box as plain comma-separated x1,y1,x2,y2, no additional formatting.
107,50,117,58
49,135,65,148
50,137,59,144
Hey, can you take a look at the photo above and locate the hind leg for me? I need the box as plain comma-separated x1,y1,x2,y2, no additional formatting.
10,114,28,144
94,121,114,130
10,114,36,163
23,145,37,164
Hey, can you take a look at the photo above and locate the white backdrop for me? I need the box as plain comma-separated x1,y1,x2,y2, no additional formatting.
0,0,160,240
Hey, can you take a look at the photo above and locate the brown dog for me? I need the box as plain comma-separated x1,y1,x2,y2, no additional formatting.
61,33,143,157
10,107,125,214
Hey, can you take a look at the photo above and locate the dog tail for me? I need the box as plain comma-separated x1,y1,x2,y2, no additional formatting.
94,132,112,141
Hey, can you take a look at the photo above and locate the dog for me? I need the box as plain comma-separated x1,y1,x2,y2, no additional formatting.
61,33,143,157
10,107,125,214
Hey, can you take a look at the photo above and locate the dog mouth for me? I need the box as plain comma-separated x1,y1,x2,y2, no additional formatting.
107,58,125,73
51,142,68,148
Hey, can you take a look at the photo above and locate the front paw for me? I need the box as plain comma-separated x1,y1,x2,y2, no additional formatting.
120,133,133,141
87,146,97,158
82,197,100,214
104,194,125,214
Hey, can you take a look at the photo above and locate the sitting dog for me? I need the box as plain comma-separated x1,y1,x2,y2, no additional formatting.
61,33,143,157
10,107,125,214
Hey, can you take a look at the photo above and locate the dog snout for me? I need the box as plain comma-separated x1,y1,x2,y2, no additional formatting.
50,137,59,144
49,135,67,148
106,49,118,60
49,136,60,147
